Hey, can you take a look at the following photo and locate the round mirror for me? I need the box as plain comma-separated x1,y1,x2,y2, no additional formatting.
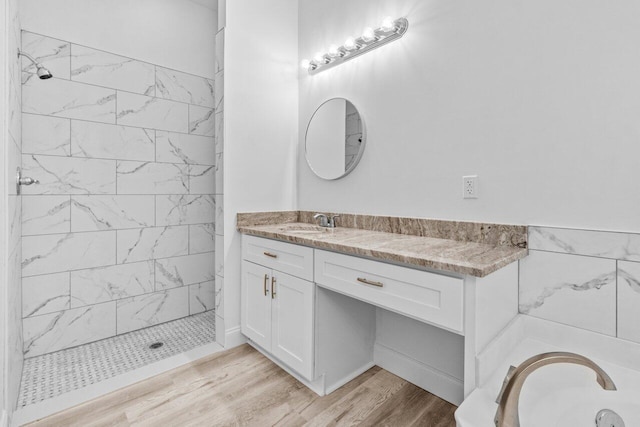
305,98,366,180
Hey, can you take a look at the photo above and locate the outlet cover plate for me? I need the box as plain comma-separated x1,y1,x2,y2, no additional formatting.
463,175,478,199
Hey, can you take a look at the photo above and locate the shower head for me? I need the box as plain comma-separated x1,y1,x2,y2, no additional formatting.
18,50,53,80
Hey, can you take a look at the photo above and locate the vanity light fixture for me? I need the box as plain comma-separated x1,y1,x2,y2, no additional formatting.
300,16,409,75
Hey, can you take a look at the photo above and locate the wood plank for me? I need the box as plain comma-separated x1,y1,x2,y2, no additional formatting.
27,344,457,427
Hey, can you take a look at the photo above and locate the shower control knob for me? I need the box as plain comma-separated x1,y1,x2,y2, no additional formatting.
19,177,39,186
16,167,39,195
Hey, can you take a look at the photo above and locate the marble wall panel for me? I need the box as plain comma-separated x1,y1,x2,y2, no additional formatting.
155,131,215,165
155,67,214,107
116,287,189,334
519,250,616,336
71,45,155,95
529,226,640,262
70,195,155,231
117,226,189,264
189,281,215,315
22,154,116,195
70,261,154,307
156,195,215,226
22,195,71,236
23,302,116,357
71,120,154,161
189,165,215,194
22,272,70,318
189,224,215,254
23,78,116,123
618,261,640,344
22,113,71,156
116,91,188,132
116,161,188,195
22,231,116,277
155,253,215,290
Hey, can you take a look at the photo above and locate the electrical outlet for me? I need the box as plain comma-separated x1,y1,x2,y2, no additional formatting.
463,175,478,199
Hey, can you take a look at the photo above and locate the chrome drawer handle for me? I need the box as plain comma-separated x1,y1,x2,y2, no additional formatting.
263,251,278,258
357,277,384,288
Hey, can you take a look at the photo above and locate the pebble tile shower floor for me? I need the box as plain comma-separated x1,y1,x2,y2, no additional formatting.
19,311,215,407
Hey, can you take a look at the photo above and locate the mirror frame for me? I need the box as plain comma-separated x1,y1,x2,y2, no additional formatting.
304,97,367,181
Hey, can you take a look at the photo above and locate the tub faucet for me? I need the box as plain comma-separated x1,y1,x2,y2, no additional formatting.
494,352,617,427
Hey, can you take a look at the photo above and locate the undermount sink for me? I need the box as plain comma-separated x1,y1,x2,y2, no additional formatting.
278,224,333,234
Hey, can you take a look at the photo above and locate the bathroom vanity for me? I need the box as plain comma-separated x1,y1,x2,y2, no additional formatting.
237,211,528,405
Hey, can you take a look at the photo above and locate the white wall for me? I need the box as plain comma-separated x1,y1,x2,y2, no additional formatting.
223,0,298,341
298,0,640,233
20,0,217,77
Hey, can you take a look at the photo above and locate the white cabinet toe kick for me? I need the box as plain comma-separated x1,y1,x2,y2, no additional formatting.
240,235,519,406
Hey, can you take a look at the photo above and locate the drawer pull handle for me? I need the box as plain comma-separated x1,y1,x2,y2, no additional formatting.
271,276,276,299
263,251,278,258
263,274,269,296
357,277,384,288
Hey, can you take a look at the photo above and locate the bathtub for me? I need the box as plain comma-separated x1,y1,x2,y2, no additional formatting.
455,315,640,426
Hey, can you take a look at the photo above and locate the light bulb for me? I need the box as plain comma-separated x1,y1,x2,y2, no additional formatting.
300,59,311,70
328,44,340,58
361,27,376,42
313,52,325,63
381,16,396,32
344,37,358,51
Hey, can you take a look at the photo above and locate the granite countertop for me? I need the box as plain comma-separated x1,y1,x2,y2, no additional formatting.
237,212,528,278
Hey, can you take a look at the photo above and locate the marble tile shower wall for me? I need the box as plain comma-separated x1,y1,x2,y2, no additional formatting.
519,226,640,345
213,26,224,339
20,31,215,358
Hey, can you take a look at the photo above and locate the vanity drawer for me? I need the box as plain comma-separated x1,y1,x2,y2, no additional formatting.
243,235,314,281
314,250,464,334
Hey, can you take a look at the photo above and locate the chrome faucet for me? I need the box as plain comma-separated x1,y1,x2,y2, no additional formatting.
494,352,617,427
313,213,340,228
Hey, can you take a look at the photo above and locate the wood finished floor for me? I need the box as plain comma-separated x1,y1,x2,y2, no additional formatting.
27,344,457,427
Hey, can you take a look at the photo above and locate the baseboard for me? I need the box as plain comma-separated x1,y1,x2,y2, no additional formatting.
374,342,463,406
1,410,8,427
225,326,247,349
324,361,376,395
247,340,326,396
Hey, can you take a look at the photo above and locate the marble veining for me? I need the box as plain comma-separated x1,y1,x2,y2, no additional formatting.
22,196,71,236
116,91,188,133
116,161,188,195
71,121,155,162
22,272,70,318
156,195,215,226
116,287,189,334
23,78,116,123
529,226,640,262
618,261,640,344
155,253,215,290
70,261,154,307
156,131,215,165
189,165,215,194
155,67,215,107
21,32,71,80
23,302,116,357
71,45,155,95
189,281,215,315
519,250,616,336
22,154,116,195
189,224,215,254
117,226,189,264
188,105,215,137
22,114,71,156
70,195,155,231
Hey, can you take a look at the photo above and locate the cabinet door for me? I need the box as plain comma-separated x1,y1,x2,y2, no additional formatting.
241,261,272,351
271,271,314,380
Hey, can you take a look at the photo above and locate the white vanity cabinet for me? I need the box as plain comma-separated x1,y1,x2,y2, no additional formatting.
241,236,315,380
240,234,520,405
